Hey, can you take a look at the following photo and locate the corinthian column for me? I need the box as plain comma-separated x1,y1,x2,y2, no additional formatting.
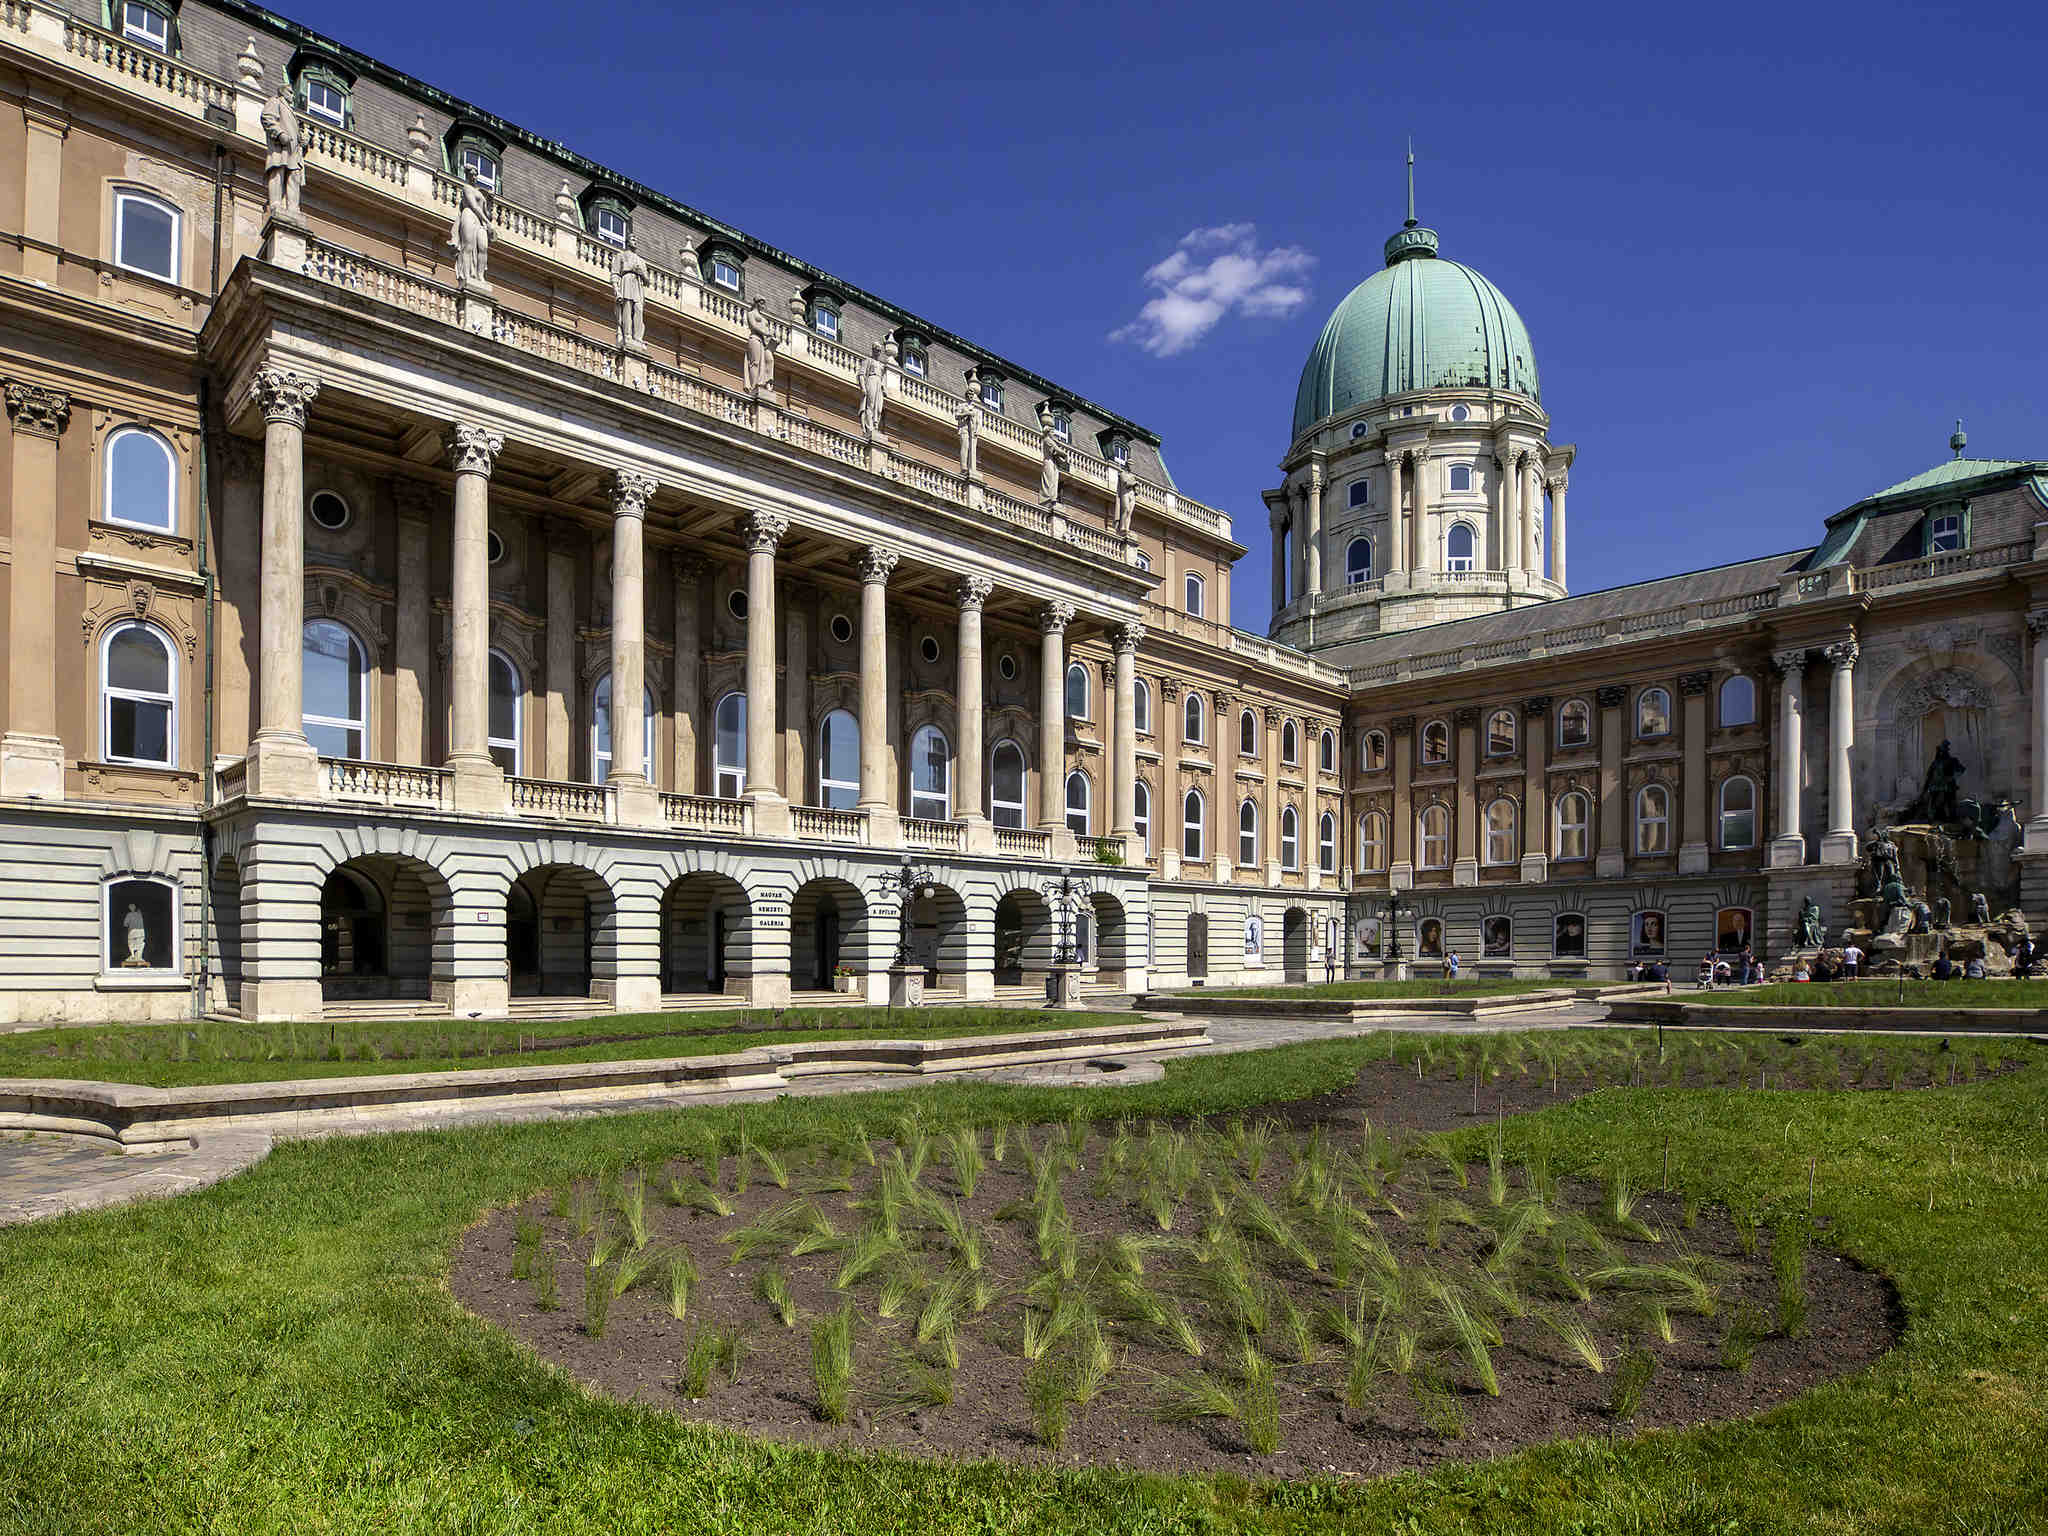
857,544,900,828
1305,463,1325,596
1549,476,1568,588
2,381,70,799
1821,640,1859,863
1111,622,1143,841
743,512,789,822
1768,650,1807,867
1523,458,1544,574
956,577,992,844
1496,446,1519,575
1268,506,1287,611
608,469,660,824
246,368,322,797
1038,601,1076,833
444,424,506,812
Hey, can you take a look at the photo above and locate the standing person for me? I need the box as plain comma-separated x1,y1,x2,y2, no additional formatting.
1841,939,1863,981
1445,949,1460,981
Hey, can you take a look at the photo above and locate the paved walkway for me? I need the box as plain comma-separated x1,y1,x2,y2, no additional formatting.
0,1001,1599,1227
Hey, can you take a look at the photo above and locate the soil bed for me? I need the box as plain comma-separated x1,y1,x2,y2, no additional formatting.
453,1052,1909,1481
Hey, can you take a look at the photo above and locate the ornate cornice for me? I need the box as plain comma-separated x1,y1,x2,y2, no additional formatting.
446,424,504,477
607,468,658,518
743,511,790,554
1263,705,1283,728
1453,706,1481,727
1040,599,1076,635
956,574,993,612
252,367,320,429
4,380,71,439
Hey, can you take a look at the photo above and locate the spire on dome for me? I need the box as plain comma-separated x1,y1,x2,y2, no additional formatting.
1385,139,1439,266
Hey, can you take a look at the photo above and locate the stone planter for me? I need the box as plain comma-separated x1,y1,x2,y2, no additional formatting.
832,975,861,995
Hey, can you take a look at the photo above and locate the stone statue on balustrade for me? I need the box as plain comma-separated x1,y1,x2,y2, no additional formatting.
955,370,981,480
859,346,886,438
743,298,779,396
259,86,308,226
1035,402,1067,507
449,165,492,290
1114,461,1140,540
1796,897,1826,950
611,233,648,351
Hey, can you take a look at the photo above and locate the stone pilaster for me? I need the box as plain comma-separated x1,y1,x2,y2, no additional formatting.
1550,475,1568,588
608,468,660,825
444,424,507,813
1159,679,1183,879
672,556,705,794
1038,601,1076,843
544,537,576,780
245,368,323,798
956,576,993,852
1769,650,1808,868
1594,683,1626,877
1388,714,1416,889
1678,669,1711,873
1268,506,1287,611
1111,622,1143,840
1821,639,1859,864
856,546,900,842
1264,704,1284,885
1305,461,1325,596
1452,706,1479,885
392,487,434,768
2028,611,2048,855
1519,695,1550,882
2,381,69,799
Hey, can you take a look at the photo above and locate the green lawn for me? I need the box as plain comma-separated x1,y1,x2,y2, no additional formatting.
0,1007,1123,1089
2,1029,2044,1531
1206,978,1568,1000
1711,980,2048,1009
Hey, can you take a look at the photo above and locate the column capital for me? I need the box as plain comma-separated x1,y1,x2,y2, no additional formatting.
1263,704,1284,728
1307,462,1324,494
1823,639,1859,668
1522,694,1552,718
446,423,504,477
1159,677,1183,702
252,367,321,428
3,380,70,439
1388,714,1416,735
1679,669,1711,697
956,574,993,611
1112,621,1145,655
743,510,790,553
1040,599,1077,635
858,544,901,585
1772,647,1808,676
607,468,658,518
1595,684,1627,709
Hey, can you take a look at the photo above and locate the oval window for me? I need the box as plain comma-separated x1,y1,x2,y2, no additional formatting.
308,490,350,531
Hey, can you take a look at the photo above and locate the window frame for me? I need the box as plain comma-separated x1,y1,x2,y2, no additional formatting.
102,873,181,976
1065,661,1091,721
1133,778,1152,854
112,188,181,283
807,290,843,341
445,128,504,193
1483,796,1518,866
1347,478,1372,509
484,649,523,777
1359,811,1387,873
1244,914,1263,964
896,333,928,376
701,241,745,294
1636,686,1673,740
1345,536,1373,585
1421,719,1450,766
1445,521,1477,572
118,0,172,52
1553,911,1588,959
1718,774,1757,850
590,672,655,785
1719,674,1756,728
1557,698,1591,749
1238,799,1259,867
1318,811,1337,874
1418,804,1450,869
1280,806,1299,871
1926,508,1965,554
100,619,177,768
818,707,859,810
977,372,1006,410
1635,783,1671,854
1448,461,1474,493
909,723,951,821
1554,790,1590,861
1281,719,1298,766
1485,708,1517,757
1134,677,1151,735
1064,769,1091,836
1182,787,1205,860
990,739,1027,827
1318,728,1336,774
103,424,178,533
1183,691,1205,745
712,691,746,798
302,73,348,128
1184,572,1205,617
1362,730,1387,772
299,618,369,761
1239,709,1259,759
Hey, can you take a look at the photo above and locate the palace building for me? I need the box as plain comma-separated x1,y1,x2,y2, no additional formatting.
1,0,2041,1022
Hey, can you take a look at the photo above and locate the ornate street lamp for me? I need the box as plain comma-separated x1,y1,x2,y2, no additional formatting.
1383,890,1406,968
1042,869,1091,967
877,858,941,971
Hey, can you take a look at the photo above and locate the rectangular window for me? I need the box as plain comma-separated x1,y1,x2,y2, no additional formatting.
814,307,839,340
594,206,629,247
902,349,925,377
1929,513,1962,553
114,192,178,282
458,145,499,191
711,259,741,291
121,1,169,50
304,79,346,126
980,378,1003,409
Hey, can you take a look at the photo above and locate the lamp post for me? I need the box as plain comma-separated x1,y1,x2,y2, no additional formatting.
875,857,939,1006
1041,868,1090,1008
1383,891,1407,980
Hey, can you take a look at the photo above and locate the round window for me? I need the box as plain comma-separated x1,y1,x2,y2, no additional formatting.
920,635,941,665
486,530,506,565
308,490,350,531
1349,422,1369,440
829,613,853,645
727,589,749,620
1450,404,1471,423
998,653,1017,680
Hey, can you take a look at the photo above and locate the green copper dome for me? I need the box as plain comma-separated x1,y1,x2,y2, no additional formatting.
1291,224,1541,442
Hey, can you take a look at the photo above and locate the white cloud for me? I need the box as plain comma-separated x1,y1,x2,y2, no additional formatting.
1109,224,1315,357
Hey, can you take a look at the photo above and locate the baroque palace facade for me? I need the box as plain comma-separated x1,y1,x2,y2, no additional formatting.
1,0,2042,1023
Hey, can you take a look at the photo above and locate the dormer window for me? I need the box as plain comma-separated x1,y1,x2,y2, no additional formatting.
803,287,843,341
1049,406,1072,442
292,53,354,129
120,0,173,52
577,186,633,248
977,372,1005,410
1926,504,1966,554
304,76,345,125
446,127,503,192
1100,431,1132,466
897,332,928,377
701,242,745,294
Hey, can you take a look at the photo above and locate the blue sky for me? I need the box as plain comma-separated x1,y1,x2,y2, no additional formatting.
329,0,2047,630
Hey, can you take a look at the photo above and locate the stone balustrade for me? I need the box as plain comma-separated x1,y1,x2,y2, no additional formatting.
790,806,868,843
994,826,1053,858
509,775,611,821
902,816,965,852
662,793,751,833
322,757,449,809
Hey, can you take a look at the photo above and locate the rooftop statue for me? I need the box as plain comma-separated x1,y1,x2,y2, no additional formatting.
743,298,778,396
859,346,885,438
259,86,307,225
611,233,647,350
449,165,492,289
1114,461,1139,540
1035,402,1067,507
955,370,980,480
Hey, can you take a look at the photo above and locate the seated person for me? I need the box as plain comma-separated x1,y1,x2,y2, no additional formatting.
1965,956,1988,979
1933,951,1954,980
1812,955,1835,983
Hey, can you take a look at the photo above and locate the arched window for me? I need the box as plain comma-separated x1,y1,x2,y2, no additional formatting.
1719,776,1756,849
1555,790,1590,861
1448,463,1473,492
1280,806,1299,871
1133,779,1152,854
910,724,951,820
1484,797,1518,865
1362,730,1387,772
1319,728,1336,773
1065,661,1090,721
1184,572,1205,616
487,650,523,776
300,619,365,760
1134,677,1151,735
1183,690,1205,744
1636,783,1671,854
1238,799,1259,866
1719,675,1756,728
1239,708,1259,758
990,740,1026,827
1065,770,1091,836
1421,719,1450,765
1182,787,1205,860
1360,811,1387,872
1346,537,1373,585
1318,811,1337,873
713,691,746,798
104,426,177,532
113,188,179,282
1445,522,1476,572
1281,720,1298,765
592,674,655,783
1636,687,1672,739
818,708,858,809
1419,805,1450,869
1244,914,1264,962
1486,709,1517,756
1558,698,1591,748
101,620,175,766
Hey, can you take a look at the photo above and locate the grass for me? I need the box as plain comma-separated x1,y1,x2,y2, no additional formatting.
810,1301,856,1424
2,1030,2046,1531
1710,979,2048,1009
0,1006,1133,1088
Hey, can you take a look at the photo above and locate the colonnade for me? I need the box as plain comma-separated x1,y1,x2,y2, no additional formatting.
1768,638,1861,867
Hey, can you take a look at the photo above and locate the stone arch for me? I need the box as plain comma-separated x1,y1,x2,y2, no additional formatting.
1869,653,2022,813
319,850,455,1003
207,847,244,1012
1282,905,1311,984
507,862,614,998
790,873,872,992
898,873,972,994
993,884,1055,984
657,867,753,996
1089,888,1131,985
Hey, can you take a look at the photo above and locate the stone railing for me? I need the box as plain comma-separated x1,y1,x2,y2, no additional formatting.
510,775,610,821
985,487,1055,536
321,757,449,809
1140,602,1349,689
303,119,408,187
213,756,247,801
1853,539,2031,594
1083,835,1127,864
662,792,750,833
790,805,869,843
995,826,1052,858
58,12,235,117
782,413,869,469
302,242,460,325
902,816,965,852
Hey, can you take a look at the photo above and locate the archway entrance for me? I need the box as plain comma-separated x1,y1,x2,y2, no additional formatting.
318,854,449,1002
993,887,1054,985
661,872,751,994
902,879,969,991
1089,891,1129,986
508,865,612,998
792,877,868,992
1283,907,1310,984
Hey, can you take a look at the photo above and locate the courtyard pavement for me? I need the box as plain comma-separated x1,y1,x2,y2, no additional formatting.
0,997,1595,1227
